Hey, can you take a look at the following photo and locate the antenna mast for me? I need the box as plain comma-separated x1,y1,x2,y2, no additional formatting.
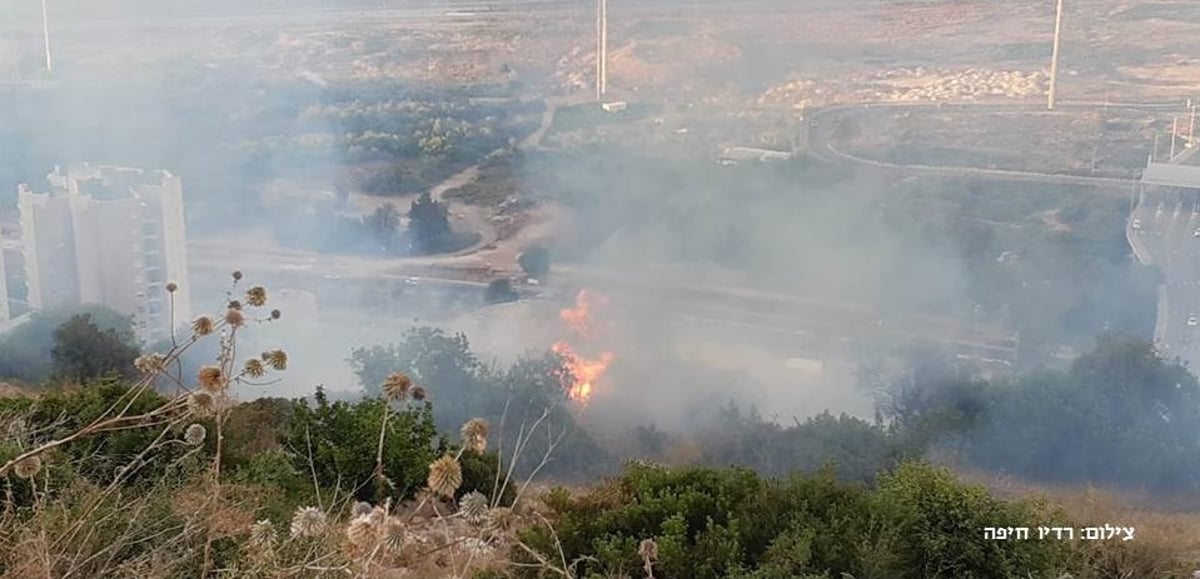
1047,0,1064,110
41,0,53,74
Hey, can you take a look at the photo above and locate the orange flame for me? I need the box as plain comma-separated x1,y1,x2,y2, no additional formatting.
551,341,614,404
559,290,609,338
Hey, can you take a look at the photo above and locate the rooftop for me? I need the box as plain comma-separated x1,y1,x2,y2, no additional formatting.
39,163,177,201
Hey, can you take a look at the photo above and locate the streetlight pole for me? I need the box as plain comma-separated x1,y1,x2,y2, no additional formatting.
1048,0,1064,110
41,0,53,74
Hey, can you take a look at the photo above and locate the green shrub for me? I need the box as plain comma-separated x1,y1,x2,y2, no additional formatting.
283,387,441,502
873,462,1067,578
513,462,1070,579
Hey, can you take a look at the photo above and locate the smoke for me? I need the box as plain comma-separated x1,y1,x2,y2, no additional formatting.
0,0,1160,465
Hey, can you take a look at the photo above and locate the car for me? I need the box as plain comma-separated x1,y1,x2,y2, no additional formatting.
1132,219,1142,230
404,277,420,286
1193,227,1200,237
1188,316,1198,327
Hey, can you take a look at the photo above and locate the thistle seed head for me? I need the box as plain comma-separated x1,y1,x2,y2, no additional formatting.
134,353,167,374
13,455,42,479
197,365,225,392
224,308,245,328
460,418,489,453
184,423,207,445
263,349,288,371
382,372,413,402
188,391,216,416
191,316,215,336
459,491,489,525
245,286,267,307
428,455,463,499
243,358,266,379
289,506,327,538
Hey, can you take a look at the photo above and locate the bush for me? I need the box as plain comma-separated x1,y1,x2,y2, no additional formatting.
514,462,1070,579
874,462,1067,578
0,381,194,489
485,279,520,304
283,387,442,502
517,245,551,278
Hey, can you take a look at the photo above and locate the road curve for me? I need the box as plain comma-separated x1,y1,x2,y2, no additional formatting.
803,98,1182,191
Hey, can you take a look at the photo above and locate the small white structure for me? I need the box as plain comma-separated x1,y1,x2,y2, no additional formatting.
720,147,794,163
600,101,627,113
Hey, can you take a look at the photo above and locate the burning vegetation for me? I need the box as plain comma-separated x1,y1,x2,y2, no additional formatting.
552,289,615,406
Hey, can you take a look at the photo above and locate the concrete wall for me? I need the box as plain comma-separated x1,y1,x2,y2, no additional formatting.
18,188,81,309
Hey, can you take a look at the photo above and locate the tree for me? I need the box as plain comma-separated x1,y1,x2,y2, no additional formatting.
50,313,140,384
517,245,551,278
407,191,451,251
0,305,133,384
362,202,401,252
485,279,520,304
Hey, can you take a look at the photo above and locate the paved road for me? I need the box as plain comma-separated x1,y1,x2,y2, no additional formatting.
1130,184,1200,366
805,99,1180,192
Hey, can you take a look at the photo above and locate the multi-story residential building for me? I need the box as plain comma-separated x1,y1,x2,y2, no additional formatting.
16,163,191,344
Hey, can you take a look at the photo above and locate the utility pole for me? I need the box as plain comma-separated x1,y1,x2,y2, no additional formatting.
1190,103,1196,148
41,0,53,75
595,0,607,100
1171,117,1179,160
1047,0,1064,110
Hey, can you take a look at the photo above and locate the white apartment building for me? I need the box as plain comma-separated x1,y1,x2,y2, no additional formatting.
17,163,191,344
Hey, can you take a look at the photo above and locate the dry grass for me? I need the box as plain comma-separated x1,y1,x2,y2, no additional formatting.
959,468,1200,577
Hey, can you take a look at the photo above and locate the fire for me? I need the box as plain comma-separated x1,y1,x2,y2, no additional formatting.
551,341,614,404
552,289,615,405
559,289,609,338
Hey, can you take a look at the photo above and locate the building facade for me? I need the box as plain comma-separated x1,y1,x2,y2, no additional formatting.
17,163,191,344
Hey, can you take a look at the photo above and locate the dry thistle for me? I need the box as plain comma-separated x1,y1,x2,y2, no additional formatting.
227,299,243,311
640,538,659,578
184,423,207,445
165,281,178,293
459,537,494,557
197,365,225,392
639,538,659,563
245,285,267,307
290,506,327,538
485,506,516,536
188,391,216,416
459,491,488,525
13,455,42,479
382,517,407,554
262,349,288,371
134,353,166,374
346,516,378,551
382,372,413,402
461,418,489,453
191,316,215,336
270,309,281,320
243,358,266,379
428,455,463,498
249,519,277,550
412,386,427,401
224,308,245,328
232,270,243,282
